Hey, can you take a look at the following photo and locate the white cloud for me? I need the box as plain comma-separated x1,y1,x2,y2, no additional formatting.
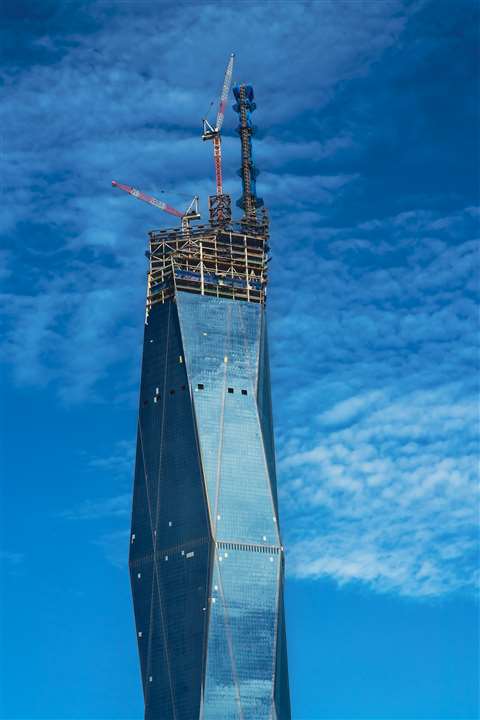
278,379,478,598
93,529,130,569
266,205,480,598
61,493,131,521
0,550,25,565
88,439,136,476
316,390,384,427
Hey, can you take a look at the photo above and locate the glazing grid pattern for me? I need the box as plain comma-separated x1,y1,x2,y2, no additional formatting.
130,301,210,720
129,293,291,719
204,549,280,719
176,293,280,546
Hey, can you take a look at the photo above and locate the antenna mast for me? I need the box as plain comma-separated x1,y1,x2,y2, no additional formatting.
232,84,263,221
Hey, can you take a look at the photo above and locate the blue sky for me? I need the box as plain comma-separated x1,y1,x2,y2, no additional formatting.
0,1,478,718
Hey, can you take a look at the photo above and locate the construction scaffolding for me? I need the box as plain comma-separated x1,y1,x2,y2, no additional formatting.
145,210,270,315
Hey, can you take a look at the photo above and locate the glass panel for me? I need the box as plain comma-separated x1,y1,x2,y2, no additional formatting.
154,542,210,720
130,301,211,720
204,549,280,719
129,559,154,696
257,314,280,520
177,293,280,546
145,567,175,720
130,441,154,562
274,565,292,720
131,294,291,719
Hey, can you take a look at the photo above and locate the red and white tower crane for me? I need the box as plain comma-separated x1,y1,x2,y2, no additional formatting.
111,180,200,232
202,53,234,223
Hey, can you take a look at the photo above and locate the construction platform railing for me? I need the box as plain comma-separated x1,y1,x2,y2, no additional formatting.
145,218,270,314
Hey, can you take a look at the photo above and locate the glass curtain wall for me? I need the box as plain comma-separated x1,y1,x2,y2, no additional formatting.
129,292,291,720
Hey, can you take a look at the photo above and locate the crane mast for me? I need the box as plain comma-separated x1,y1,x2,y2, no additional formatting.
111,54,265,234
202,53,235,225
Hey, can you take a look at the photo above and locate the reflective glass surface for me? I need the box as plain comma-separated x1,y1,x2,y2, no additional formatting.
204,548,280,719
130,301,210,720
130,294,290,719
177,293,279,546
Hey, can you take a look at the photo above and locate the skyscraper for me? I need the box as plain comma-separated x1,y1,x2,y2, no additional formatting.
128,83,291,720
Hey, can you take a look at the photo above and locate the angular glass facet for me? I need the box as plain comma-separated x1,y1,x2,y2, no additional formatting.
130,291,291,719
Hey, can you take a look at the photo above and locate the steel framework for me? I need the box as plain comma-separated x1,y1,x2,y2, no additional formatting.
146,211,270,314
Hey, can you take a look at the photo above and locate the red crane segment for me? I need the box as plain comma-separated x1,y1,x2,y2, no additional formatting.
216,52,234,133
202,53,235,197
112,180,183,218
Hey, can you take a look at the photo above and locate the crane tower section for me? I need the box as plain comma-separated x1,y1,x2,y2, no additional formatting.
203,53,235,225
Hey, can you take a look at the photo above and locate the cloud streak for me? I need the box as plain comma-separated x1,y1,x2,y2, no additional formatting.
281,383,478,597
0,550,25,566
60,493,131,521
271,205,479,598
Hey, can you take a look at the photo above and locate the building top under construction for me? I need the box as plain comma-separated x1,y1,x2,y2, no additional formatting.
146,209,269,312
145,74,268,313
112,56,270,313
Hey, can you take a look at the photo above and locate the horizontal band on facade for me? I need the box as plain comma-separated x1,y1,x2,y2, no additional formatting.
129,535,210,567
216,541,282,554
129,536,283,567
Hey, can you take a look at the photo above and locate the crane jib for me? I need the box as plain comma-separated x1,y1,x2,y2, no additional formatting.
112,180,186,220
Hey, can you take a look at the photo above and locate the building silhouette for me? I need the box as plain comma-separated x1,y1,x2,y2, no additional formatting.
129,83,291,719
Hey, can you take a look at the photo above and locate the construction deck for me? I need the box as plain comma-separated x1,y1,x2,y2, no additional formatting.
146,213,270,314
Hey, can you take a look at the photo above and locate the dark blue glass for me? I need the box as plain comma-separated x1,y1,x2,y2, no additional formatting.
130,293,290,719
